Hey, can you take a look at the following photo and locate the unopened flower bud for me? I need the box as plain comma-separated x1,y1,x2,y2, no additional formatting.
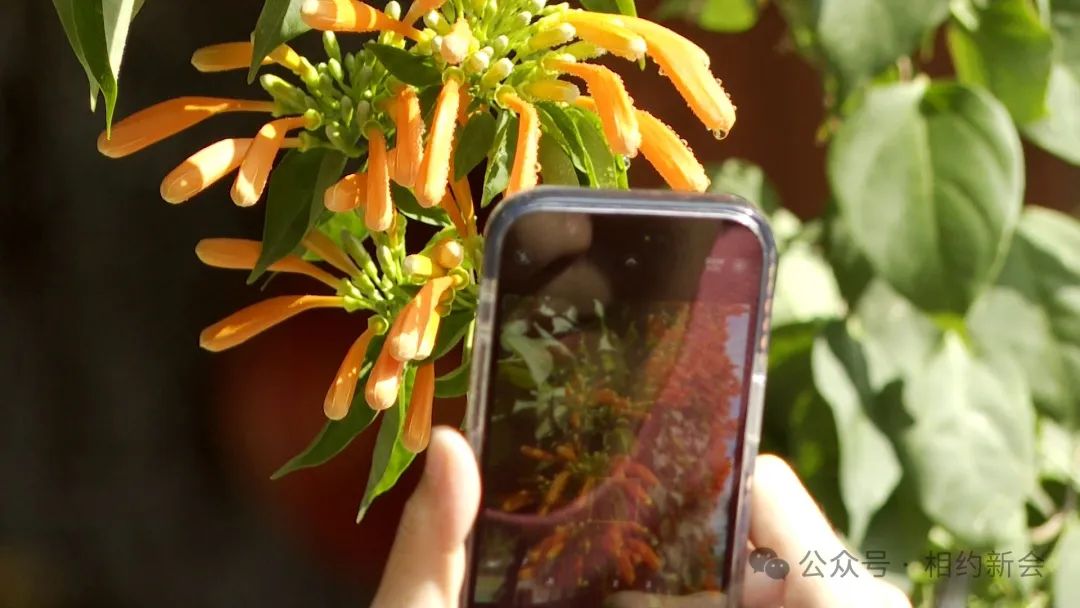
528,23,575,51
403,254,446,281
368,314,390,335
328,58,345,83
492,35,510,55
464,49,491,74
516,11,533,27
303,108,323,130
531,0,547,11
322,31,342,63
431,239,464,268
424,10,447,32
482,58,514,87
525,78,579,102
260,74,308,114
385,0,402,20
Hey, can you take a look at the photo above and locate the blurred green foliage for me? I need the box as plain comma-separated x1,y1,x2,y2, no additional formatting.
693,0,1080,604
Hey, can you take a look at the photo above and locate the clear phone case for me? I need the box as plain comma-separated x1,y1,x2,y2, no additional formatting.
463,187,778,608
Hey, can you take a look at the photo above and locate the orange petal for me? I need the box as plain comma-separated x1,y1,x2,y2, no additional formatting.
388,288,428,361
98,97,275,158
231,116,307,206
402,363,435,452
302,229,363,278
635,108,709,192
524,79,580,103
161,138,251,204
300,0,421,39
613,14,711,66
366,336,406,410
402,0,447,25
549,59,640,157
324,328,376,420
431,239,464,268
365,128,394,232
412,276,456,360
500,92,541,198
449,174,476,237
196,238,342,288
191,42,304,73
561,13,646,61
416,77,462,207
325,172,367,212
200,295,343,352
392,87,424,188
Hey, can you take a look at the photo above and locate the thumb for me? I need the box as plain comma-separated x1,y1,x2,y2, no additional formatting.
372,426,481,608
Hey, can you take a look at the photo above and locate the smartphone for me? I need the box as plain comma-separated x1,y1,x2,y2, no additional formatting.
463,188,777,607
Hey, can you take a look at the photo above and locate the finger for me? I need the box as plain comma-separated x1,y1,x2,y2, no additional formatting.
749,454,879,608
604,590,726,608
741,552,783,608
371,426,481,608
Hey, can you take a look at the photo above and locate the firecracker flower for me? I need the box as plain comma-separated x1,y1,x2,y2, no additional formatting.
92,0,737,519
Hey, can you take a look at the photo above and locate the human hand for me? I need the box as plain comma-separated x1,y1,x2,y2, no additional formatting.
370,428,909,608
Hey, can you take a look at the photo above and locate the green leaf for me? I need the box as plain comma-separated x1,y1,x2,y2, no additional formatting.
357,367,418,521
811,323,902,545
1037,419,1080,489
1022,0,1080,163
824,205,876,305
568,107,622,188
248,0,310,82
271,334,386,479
251,149,347,281
536,102,592,175
101,0,138,81
772,224,846,326
859,474,932,586
427,309,474,361
580,0,636,17
976,206,1080,425
946,0,1054,123
391,183,452,227
829,80,1024,314
852,280,941,390
455,111,497,179
1054,517,1080,607
368,43,442,87
318,209,368,249
52,0,121,127
658,0,759,33
434,361,471,398
482,112,517,206
778,0,949,96
500,325,554,387
538,134,580,185
707,158,781,214
900,333,1037,546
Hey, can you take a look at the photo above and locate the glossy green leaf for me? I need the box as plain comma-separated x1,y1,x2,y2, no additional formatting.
318,209,368,249
536,102,591,175
368,43,442,87
248,0,310,82
357,366,418,521
859,474,932,584
271,334,386,479
1037,419,1080,489
824,205,875,305
434,361,471,398
538,135,580,185
900,333,1036,546
829,80,1023,314
1022,0,1080,163
811,322,902,545
53,0,120,127
707,158,781,214
947,0,1054,123
251,149,347,281
427,309,474,361
852,280,940,390
1054,517,1080,607
773,238,846,326
391,183,452,227
975,206,1080,424
779,0,949,96
482,112,517,206
455,111,497,179
568,107,622,188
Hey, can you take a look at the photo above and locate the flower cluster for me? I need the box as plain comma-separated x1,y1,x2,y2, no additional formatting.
95,0,736,511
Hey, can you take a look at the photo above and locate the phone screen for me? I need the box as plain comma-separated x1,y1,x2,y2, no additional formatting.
468,210,767,607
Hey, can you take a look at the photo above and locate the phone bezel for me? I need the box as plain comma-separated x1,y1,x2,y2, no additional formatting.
462,187,778,608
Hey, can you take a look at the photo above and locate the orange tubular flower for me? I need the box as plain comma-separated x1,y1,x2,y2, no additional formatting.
324,327,376,420
402,362,435,453
190,42,303,73
200,295,344,352
500,92,541,198
366,313,410,410
414,276,455,359
365,127,394,232
302,230,363,278
195,238,343,288
300,0,421,39
392,87,424,188
548,58,640,157
161,138,252,204
431,239,464,268
416,76,462,207
560,14,646,62
231,115,308,206
324,172,367,212
98,97,275,158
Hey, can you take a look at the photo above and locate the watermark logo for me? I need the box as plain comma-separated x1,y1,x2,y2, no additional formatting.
749,547,790,580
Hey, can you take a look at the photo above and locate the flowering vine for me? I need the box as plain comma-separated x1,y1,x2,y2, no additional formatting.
95,0,736,517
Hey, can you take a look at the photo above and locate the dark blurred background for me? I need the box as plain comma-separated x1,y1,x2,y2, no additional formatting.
0,0,1076,606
